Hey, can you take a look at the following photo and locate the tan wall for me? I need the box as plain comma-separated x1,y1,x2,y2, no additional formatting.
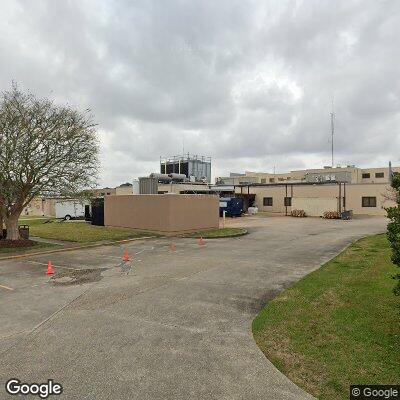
345,183,394,215
105,194,219,234
235,183,395,216
292,197,338,216
358,167,400,184
23,198,56,217
115,186,133,195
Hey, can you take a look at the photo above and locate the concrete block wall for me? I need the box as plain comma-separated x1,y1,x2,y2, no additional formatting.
104,194,219,234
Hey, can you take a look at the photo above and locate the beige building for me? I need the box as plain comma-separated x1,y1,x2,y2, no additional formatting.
237,182,393,216
91,187,117,197
22,197,57,217
216,164,398,216
115,185,134,196
217,165,400,185
23,185,132,217
141,164,397,216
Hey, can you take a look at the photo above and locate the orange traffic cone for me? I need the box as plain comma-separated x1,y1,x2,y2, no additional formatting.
170,242,176,251
46,261,55,275
198,237,205,246
123,249,129,262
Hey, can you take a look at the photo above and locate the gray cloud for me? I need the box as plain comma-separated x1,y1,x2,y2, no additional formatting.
1,0,399,185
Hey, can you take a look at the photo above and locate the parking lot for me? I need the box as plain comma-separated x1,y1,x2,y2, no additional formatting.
0,215,387,400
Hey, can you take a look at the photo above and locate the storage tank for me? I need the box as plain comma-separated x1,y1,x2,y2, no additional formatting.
132,179,139,194
149,173,172,183
169,173,186,181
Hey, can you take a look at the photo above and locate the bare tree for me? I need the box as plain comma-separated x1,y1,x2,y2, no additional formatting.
0,196,4,239
383,186,399,204
0,84,99,240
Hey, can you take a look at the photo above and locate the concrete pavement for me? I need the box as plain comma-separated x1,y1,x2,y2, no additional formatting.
0,216,387,399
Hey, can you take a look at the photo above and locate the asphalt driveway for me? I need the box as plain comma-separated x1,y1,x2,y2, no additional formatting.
0,216,387,399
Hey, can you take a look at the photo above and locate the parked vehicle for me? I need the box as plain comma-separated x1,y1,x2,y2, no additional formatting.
219,197,244,217
55,200,87,220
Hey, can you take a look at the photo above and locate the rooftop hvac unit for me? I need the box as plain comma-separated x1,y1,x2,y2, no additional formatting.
139,177,158,194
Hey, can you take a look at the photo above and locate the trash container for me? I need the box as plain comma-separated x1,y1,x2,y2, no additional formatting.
341,210,353,220
18,225,30,240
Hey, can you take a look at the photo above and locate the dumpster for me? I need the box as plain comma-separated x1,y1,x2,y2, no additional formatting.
341,210,353,220
18,225,30,239
219,197,244,217
91,198,104,226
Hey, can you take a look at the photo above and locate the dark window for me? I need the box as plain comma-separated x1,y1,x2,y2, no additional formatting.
284,197,292,206
263,197,273,206
362,173,370,179
362,197,377,207
278,177,284,181
375,172,384,178
343,197,346,208
261,178,266,184
269,178,275,183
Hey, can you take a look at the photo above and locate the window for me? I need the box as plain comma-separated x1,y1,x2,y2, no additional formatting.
263,197,273,206
375,172,384,178
362,197,377,207
284,197,292,206
278,177,284,181
261,178,266,184
362,173,370,179
269,178,275,183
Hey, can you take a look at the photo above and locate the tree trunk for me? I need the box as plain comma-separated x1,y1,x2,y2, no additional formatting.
0,213,3,239
6,213,20,240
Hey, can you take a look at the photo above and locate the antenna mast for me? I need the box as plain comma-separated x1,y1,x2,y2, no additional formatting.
330,99,335,167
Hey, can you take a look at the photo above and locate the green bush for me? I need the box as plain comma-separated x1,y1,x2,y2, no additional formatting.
386,174,400,295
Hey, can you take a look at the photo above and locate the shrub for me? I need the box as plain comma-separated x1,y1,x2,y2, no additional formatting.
323,211,341,219
386,174,400,295
291,209,306,218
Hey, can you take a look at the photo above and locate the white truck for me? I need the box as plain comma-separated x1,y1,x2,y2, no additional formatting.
55,200,86,220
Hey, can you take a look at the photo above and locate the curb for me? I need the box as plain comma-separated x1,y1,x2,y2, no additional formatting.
183,229,248,239
0,236,158,261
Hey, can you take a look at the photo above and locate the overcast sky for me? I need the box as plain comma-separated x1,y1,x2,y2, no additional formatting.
1,0,399,186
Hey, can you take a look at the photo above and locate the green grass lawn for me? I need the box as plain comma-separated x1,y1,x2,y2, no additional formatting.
19,218,157,243
183,227,247,238
0,242,55,256
253,234,399,400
